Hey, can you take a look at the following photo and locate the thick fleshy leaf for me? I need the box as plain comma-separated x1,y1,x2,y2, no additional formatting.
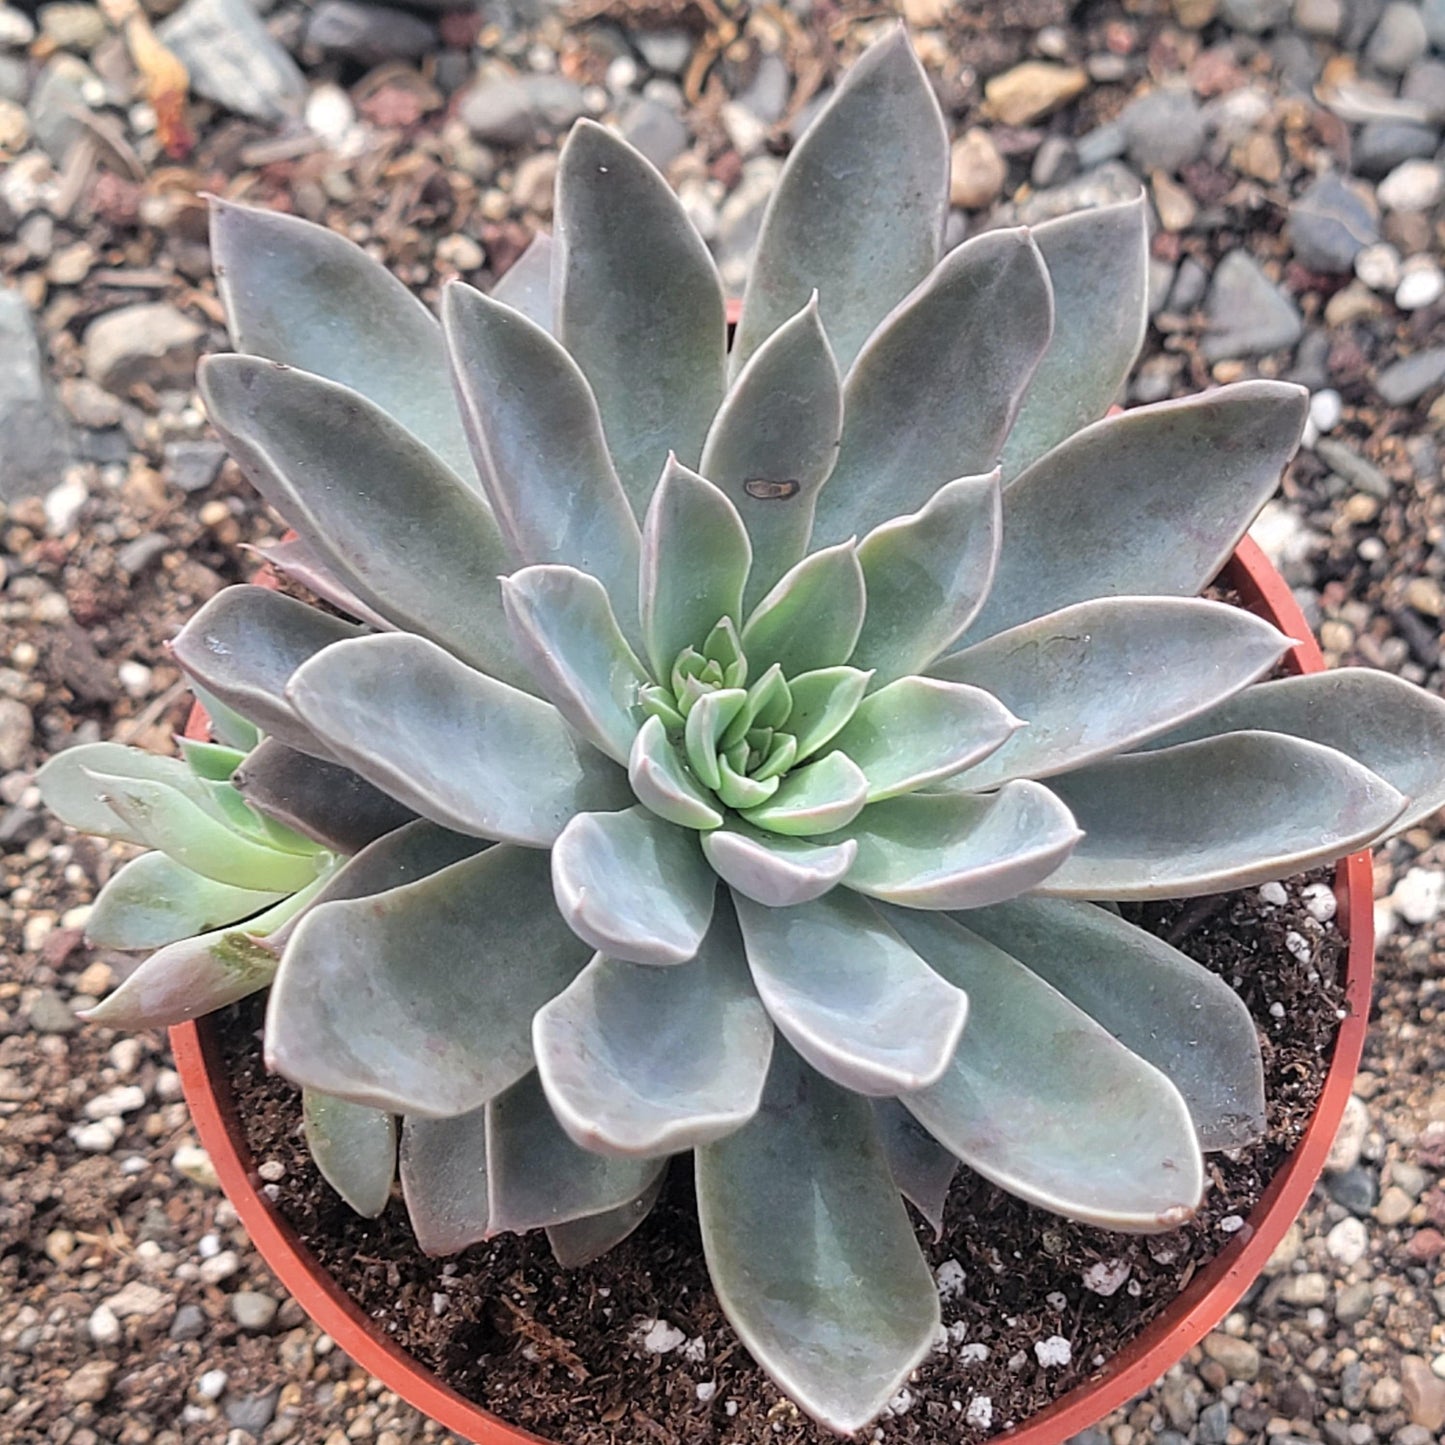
999,196,1150,482
554,120,726,509
834,782,1081,909
696,1042,941,1435
702,823,857,908
699,297,843,608
84,769,325,892
933,598,1293,789
177,739,246,781
265,845,591,1116
783,667,872,762
486,1072,668,1235
210,198,477,483
831,677,1020,801
730,27,948,377
740,542,866,678
734,889,967,1095
501,566,650,765
683,687,747,791
551,807,716,966
188,684,261,752
199,356,527,689
547,1172,667,1268
248,536,394,631
1038,731,1405,899
233,739,415,855
627,716,723,830
873,1098,957,1241
287,634,631,846
639,457,752,680
303,1090,396,1218
741,752,870,837
85,851,283,951
886,909,1205,1232
850,472,1002,686
170,587,362,760
443,282,640,629
399,1106,489,1256
809,228,1053,548
966,383,1309,644
1142,667,1445,834
534,907,773,1156
82,883,320,1028
959,898,1266,1150
38,743,203,845
491,231,554,330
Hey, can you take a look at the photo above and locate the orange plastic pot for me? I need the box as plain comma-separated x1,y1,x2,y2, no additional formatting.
169,535,1374,1445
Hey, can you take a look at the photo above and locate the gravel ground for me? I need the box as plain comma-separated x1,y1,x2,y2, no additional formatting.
1,0,1444,1440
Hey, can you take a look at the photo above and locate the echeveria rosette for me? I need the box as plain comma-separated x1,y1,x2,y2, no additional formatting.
49,25,1445,1436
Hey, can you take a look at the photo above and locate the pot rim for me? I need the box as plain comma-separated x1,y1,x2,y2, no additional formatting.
169,534,1374,1445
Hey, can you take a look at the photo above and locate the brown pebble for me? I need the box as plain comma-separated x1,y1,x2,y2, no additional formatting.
1405,1227,1445,1261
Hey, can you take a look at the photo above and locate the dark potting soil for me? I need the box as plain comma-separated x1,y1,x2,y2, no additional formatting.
215,874,1347,1445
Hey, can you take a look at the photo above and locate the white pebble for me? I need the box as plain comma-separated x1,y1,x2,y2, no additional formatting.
45,474,89,535
196,1369,227,1401
84,1084,147,1120
1354,241,1401,292
305,83,357,146
1219,1214,1245,1234
107,1038,143,1075
1258,881,1288,907
173,1144,219,1189
88,1303,121,1344
70,1121,117,1152
695,1380,717,1402
1395,260,1445,311
1377,159,1444,213
935,1258,967,1299
1392,867,1445,924
1082,1258,1131,1296
1308,389,1342,434
1035,1335,1072,1368
635,1318,686,1355
117,661,152,699
1326,1214,1368,1266
1269,1000,1286,1019
1045,1290,1067,1312
198,1250,240,1285
887,1388,914,1416
1302,882,1338,922
1284,930,1312,963
198,1234,221,1259
959,1342,990,1364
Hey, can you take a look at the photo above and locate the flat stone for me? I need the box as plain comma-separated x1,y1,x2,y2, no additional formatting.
28,987,77,1033
619,96,688,172
1031,135,1077,188
634,28,692,75
735,52,789,125
1202,251,1303,360
1354,120,1441,177
1288,174,1379,273
999,160,1140,226
1375,1183,1414,1225
164,438,226,493
1074,119,1126,170
304,0,435,65
0,695,32,769
83,303,204,393
27,59,88,162
1327,1165,1379,1215
1120,86,1207,173
982,62,1088,126
1401,1355,1445,1430
1315,437,1392,497
1220,0,1290,30
224,1386,280,1433
458,69,585,146
1335,1280,1375,1323
1202,1331,1261,1380
63,1360,116,1405
105,1280,169,1319
950,127,1007,209
1198,1400,1231,1445
1375,346,1445,404
0,283,75,501
1281,1271,1330,1305
1294,0,1345,34
1367,2,1429,73
158,0,306,124
230,1290,279,1331
168,1303,207,1341
38,2,105,50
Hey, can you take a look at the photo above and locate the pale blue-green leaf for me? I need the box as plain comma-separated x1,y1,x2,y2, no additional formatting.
999,196,1149,482
265,845,590,1115
554,120,726,509
683,687,747,791
1141,667,1445,834
486,1071,668,1234
81,882,322,1029
886,908,1205,1232
38,743,203,844
287,634,631,846
534,907,772,1156
730,27,948,378
810,228,1053,548
85,851,283,951
639,456,752,680
933,597,1293,789
491,230,554,330
699,296,842,609
84,768,325,892
248,536,395,632
233,739,415,856
399,1106,489,1256
851,472,1002,686
696,1041,940,1435
170,585,362,760
714,756,779,810
734,889,967,1095
547,1172,667,1267
1038,732,1405,899
966,383,1310,644
702,823,857,908
834,782,1081,909
741,751,869,837
958,898,1266,1149
210,198,478,484
627,716,724,831
551,807,716,966
831,677,1020,801
443,282,640,631
178,739,245,781
199,356,528,689
783,667,871,762
872,1098,957,1242
739,542,866,678
303,1090,396,1218
188,684,261,751
501,565,650,766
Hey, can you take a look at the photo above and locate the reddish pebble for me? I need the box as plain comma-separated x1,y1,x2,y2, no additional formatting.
1406,1227,1445,1262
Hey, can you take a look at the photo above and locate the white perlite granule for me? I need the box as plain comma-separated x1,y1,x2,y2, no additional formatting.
1034,1335,1073,1368
634,1318,686,1355
934,1258,967,1299
965,1395,994,1429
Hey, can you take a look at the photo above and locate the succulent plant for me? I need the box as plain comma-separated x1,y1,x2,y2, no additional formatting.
42,25,1445,1435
